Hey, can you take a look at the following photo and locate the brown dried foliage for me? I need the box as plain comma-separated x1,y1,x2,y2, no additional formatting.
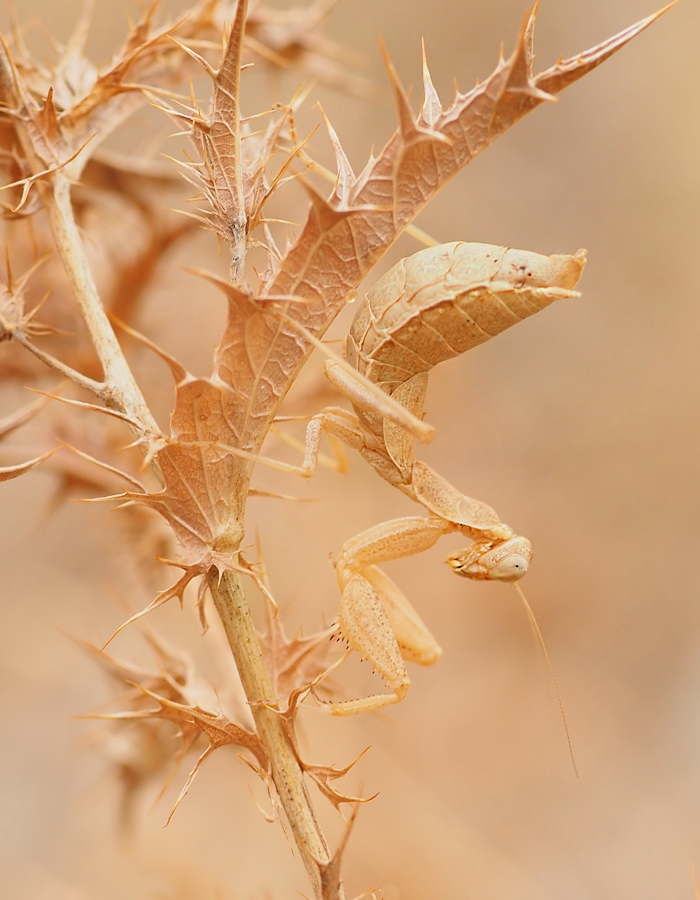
0,1,672,897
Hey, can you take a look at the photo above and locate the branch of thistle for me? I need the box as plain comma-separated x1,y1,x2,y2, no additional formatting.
39,174,160,437
13,328,107,397
0,44,160,444
208,569,346,900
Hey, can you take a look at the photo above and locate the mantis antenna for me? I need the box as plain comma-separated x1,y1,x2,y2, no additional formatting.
512,581,578,779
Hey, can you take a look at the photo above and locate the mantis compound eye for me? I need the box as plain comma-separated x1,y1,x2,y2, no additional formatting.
447,536,532,582
486,552,530,581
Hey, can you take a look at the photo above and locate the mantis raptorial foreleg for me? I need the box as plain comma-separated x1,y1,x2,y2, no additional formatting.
328,516,448,715
326,491,531,714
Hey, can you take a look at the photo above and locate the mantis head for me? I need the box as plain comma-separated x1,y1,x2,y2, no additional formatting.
447,535,532,582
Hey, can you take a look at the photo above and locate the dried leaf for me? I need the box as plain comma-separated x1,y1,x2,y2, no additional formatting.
260,610,336,703
80,630,266,823
0,251,50,337
170,0,248,277
114,687,267,823
245,0,376,99
302,747,375,811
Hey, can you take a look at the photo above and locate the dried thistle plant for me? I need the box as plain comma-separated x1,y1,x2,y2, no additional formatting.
0,1,673,897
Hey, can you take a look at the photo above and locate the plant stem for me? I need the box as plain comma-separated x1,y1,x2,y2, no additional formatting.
208,568,344,900
13,332,105,395
0,49,158,438
43,175,160,435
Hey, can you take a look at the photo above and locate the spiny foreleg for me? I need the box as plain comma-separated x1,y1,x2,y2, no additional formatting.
328,516,451,715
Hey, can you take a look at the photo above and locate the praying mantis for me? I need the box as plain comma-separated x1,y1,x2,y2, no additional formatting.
282,241,586,714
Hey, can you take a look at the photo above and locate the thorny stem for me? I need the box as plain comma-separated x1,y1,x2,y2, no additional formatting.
208,568,344,900
1,21,337,896
43,175,160,435
22,139,338,899
0,50,159,438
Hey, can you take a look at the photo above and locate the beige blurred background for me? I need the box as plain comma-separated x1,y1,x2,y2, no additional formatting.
1,0,699,897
